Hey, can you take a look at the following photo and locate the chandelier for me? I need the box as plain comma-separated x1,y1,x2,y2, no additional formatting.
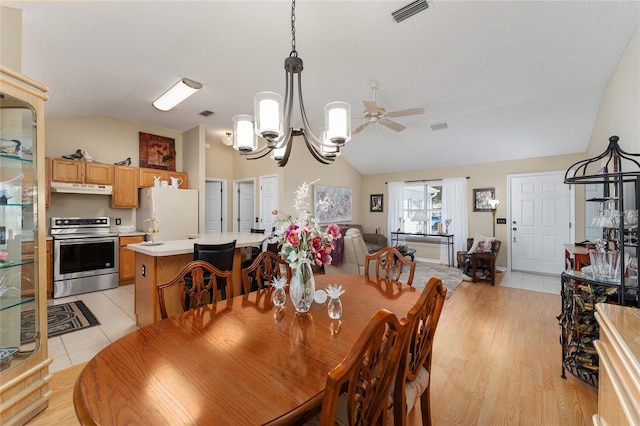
232,0,351,167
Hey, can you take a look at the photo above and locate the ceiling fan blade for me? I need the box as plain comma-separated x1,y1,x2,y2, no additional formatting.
385,107,425,118
363,100,378,115
352,122,370,134
379,118,406,132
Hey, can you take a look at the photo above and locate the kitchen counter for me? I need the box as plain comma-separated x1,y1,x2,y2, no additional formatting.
128,232,267,326
127,232,266,256
118,231,146,237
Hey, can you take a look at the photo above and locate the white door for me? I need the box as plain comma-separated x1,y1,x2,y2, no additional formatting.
509,172,572,274
205,180,224,233
239,182,254,232
260,175,278,234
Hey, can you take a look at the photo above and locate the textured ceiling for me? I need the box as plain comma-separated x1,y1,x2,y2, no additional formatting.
3,1,639,175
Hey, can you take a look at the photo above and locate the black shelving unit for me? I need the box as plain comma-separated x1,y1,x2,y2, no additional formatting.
559,135,640,386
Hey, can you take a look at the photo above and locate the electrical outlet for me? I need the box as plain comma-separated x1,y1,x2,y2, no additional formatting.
115,218,122,225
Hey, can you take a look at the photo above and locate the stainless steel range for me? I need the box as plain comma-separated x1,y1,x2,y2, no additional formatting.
51,217,119,298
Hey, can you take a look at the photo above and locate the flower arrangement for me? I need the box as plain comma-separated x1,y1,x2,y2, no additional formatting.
144,215,159,234
270,180,342,269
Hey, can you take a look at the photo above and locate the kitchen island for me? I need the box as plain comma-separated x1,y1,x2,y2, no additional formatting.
128,232,267,326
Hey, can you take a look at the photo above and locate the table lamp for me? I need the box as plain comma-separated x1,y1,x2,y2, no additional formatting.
412,211,428,234
488,199,500,237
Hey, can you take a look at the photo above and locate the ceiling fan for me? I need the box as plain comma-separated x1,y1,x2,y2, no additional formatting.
352,81,425,134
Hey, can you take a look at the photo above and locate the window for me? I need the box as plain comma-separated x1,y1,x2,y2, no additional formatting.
402,181,442,234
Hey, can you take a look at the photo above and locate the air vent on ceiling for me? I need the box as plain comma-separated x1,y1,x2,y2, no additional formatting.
392,0,429,23
430,122,449,131
199,110,214,117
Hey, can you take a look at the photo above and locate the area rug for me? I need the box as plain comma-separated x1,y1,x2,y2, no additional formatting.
21,300,100,343
400,263,462,299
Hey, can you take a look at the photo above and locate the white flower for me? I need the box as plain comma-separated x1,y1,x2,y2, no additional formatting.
325,284,345,299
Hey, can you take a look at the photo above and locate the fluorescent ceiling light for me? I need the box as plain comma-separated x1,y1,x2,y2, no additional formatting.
153,78,202,111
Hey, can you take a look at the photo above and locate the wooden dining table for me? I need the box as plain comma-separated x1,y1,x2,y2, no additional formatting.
73,273,421,425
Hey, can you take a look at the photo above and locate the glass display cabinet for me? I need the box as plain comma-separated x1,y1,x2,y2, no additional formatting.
0,66,50,424
559,136,639,387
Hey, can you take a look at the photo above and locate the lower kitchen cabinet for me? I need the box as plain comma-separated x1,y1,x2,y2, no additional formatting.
119,235,145,282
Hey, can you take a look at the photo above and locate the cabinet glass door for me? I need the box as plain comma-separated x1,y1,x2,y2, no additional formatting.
0,91,40,371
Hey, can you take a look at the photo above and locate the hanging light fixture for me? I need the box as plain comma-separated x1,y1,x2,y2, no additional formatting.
232,0,351,167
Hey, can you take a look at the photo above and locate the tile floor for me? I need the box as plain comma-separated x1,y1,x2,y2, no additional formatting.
47,284,138,373
45,270,560,373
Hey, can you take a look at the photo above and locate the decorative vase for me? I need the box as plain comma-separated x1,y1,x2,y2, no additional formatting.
290,262,315,313
327,297,342,319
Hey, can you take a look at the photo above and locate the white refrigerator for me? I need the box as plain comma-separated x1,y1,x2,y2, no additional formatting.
137,187,199,241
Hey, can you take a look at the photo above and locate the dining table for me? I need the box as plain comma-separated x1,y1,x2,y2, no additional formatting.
73,273,421,425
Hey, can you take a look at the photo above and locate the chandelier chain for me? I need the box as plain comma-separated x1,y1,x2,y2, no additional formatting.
290,0,297,57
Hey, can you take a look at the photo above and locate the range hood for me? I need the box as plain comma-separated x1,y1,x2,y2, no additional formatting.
51,181,113,195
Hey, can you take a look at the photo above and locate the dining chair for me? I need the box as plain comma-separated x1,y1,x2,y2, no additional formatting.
317,309,408,426
241,251,290,294
364,246,416,286
191,241,236,300
393,277,447,426
157,260,232,319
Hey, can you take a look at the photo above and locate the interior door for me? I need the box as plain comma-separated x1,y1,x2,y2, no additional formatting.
205,180,223,233
510,172,572,274
239,182,254,233
260,175,278,234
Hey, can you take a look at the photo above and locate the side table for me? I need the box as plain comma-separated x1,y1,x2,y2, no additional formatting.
471,252,496,286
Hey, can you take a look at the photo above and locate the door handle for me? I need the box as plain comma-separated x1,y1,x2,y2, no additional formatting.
512,227,517,231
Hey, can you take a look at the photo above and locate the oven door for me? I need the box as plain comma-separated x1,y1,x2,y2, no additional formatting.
53,235,119,281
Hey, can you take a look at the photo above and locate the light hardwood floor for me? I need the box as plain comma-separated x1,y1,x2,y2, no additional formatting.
27,279,597,425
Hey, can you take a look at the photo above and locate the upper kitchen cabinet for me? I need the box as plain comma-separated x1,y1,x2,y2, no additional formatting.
139,168,188,189
111,165,139,208
0,66,50,424
51,158,113,185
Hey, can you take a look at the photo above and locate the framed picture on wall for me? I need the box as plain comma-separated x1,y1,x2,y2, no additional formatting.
370,194,383,212
139,132,176,171
313,185,353,223
473,187,495,212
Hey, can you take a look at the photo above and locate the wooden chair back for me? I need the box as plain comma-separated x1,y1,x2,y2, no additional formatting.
157,260,232,319
319,309,408,426
393,277,447,426
364,246,416,286
241,251,290,294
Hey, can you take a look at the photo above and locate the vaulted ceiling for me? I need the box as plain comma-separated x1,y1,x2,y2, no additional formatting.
4,1,639,175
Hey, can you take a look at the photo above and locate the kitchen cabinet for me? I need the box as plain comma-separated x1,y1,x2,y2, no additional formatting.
111,165,139,208
139,168,188,188
119,235,145,282
0,66,50,425
51,158,113,185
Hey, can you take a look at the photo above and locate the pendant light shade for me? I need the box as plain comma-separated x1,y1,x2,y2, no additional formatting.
255,92,284,144
325,102,351,146
232,115,257,152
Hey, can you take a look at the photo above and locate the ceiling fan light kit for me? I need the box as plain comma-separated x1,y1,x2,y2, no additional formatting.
392,0,429,23
152,78,202,111
233,0,351,167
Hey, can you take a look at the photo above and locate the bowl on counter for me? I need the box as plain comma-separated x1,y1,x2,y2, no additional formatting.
117,225,137,233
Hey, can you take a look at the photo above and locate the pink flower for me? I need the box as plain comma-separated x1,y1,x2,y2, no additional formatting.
315,246,332,266
272,209,278,215
326,224,341,240
286,225,300,247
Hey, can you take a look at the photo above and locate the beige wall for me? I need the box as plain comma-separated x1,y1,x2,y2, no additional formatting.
1,7,21,72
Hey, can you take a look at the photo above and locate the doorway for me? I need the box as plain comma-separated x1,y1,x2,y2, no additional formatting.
508,171,574,274
233,178,256,232
204,179,226,233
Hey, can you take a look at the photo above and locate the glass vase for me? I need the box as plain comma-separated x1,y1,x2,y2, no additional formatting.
290,262,315,313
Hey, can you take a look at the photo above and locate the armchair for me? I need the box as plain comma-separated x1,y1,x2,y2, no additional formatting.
335,224,387,253
462,237,501,286
325,228,370,275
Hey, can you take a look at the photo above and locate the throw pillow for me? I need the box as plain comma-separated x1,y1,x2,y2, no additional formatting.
467,233,496,254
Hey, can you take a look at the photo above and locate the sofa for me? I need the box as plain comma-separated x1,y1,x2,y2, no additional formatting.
325,228,371,275
335,224,387,253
